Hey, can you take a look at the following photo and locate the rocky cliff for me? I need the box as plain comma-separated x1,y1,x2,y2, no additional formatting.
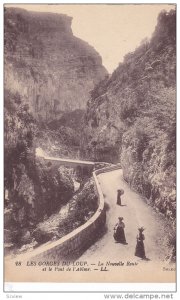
82,10,176,225
4,7,107,253
4,7,107,122
4,89,75,252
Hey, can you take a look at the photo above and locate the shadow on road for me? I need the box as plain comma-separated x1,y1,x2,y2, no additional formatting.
143,257,151,261
104,202,110,211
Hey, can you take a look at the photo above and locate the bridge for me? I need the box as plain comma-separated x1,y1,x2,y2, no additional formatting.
44,155,95,175
36,147,95,177
44,155,95,168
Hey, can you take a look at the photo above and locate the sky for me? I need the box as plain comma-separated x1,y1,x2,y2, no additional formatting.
5,4,175,73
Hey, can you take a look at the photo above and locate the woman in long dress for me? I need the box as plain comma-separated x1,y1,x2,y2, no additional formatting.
116,189,124,206
113,217,127,244
135,227,146,259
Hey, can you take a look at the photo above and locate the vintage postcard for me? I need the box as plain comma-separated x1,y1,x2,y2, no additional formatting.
4,3,176,290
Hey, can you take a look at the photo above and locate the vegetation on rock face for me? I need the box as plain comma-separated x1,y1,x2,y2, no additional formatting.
35,109,85,159
33,178,98,246
82,10,176,229
4,91,74,252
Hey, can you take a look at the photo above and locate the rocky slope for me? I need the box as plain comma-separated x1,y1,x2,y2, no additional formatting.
4,7,107,122
4,89,75,251
82,10,176,226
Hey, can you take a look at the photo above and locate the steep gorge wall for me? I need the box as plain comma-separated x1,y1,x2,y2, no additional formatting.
4,7,107,122
82,10,176,223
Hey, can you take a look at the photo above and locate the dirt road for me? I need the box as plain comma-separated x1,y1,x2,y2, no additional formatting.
80,169,173,265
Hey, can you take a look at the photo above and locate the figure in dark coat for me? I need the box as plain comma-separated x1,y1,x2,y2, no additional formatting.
114,217,127,244
135,227,146,259
117,189,124,206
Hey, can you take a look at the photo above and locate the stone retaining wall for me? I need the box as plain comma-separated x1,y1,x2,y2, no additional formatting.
29,164,120,261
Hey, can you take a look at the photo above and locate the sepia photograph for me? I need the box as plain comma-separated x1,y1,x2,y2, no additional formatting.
3,2,176,291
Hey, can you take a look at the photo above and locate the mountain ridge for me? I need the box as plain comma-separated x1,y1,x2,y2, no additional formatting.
4,7,107,121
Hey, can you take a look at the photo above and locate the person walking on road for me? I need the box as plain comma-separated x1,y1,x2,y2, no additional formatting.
116,189,124,206
113,217,127,244
135,227,146,259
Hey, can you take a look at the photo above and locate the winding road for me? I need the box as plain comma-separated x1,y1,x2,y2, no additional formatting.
80,169,172,264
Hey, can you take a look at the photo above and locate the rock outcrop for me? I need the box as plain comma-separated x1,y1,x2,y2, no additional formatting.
4,7,107,122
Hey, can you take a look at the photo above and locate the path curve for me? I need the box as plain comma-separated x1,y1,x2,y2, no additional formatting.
80,169,172,264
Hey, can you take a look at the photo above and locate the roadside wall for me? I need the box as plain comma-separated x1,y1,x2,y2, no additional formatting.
29,164,120,261
31,168,109,261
